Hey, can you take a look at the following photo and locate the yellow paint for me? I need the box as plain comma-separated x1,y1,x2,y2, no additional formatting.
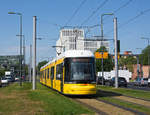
63,84,96,95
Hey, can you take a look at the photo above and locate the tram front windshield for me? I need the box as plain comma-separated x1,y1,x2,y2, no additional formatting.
65,58,96,82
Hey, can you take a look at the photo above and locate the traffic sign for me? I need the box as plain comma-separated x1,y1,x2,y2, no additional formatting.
95,52,108,59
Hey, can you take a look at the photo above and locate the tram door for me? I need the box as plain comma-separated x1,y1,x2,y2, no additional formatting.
47,68,50,87
50,67,54,88
55,63,63,92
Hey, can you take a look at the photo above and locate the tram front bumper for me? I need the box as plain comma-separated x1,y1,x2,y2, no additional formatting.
63,84,96,95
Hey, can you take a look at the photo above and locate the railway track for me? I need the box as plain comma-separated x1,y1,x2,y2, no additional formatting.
71,97,143,115
97,89,150,102
74,98,107,115
97,89,150,108
69,93,148,115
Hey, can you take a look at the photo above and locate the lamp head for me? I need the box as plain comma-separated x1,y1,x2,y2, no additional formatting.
141,37,149,40
8,12,16,14
102,13,114,16
8,12,22,15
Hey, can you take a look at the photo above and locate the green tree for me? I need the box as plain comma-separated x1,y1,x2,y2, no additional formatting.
95,46,114,72
24,64,29,76
119,56,137,72
37,60,48,73
12,63,20,77
0,68,5,78
139,46,150,65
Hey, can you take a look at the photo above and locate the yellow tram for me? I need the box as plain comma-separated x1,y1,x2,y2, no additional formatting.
40,50,96,95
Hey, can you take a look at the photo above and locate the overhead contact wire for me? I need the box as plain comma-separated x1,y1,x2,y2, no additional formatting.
80,0,109,26
65,0,88,26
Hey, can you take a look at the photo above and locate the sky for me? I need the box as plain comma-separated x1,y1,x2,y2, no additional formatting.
0,0,150,64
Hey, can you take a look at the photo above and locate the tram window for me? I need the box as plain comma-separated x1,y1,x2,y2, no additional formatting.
47,69,49,79
45,70,46,80
49,68,51,79
46,69,48,79
64,58,96,82
64,58,71,82
44,70,45,79
43,71,45,79
43,70,45,79
56,63,63,80
43,71,44,79
51,67,54,79
71,62,94,80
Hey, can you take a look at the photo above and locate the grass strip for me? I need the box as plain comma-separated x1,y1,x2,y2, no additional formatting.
28,83,94,115
98,96,150,115
0,82,94,115
97,86,150,100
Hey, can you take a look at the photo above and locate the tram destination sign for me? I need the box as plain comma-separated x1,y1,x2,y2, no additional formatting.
72,58,92,62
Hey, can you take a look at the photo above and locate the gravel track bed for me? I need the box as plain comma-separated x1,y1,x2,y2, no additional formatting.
113,96,150,108
96,98,147,115
73,97,136,115
97,89,150,108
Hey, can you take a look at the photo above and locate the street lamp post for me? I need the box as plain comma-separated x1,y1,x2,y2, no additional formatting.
141,37,150,78
33,16,37,90
8,12,23,86
16,35,26,81
23,35,26,80
114,17,119,88
100,13,114,86
29,44,32,82
73,29,79,50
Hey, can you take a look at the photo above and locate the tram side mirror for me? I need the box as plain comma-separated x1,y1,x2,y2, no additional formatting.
62,62,64,67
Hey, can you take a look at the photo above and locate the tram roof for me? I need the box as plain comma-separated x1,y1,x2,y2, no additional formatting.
41,50,94,69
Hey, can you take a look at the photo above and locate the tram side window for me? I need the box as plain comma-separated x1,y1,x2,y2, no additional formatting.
51,67,54,79
43,71,44,80
43,71,44,79
49,68,51,79
45,70,46,80
64,59,70,82
56,63,63,80
47,69,49,79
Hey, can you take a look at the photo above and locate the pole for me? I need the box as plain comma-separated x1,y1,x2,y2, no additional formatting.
20,15,22,86
29,44,32,82
23,36,26,81
147,39,149,78
74,29,78,50
99,13,114,85
141,55,143,78
101,15,104,85
114,17,118,88
137,55,139,79
32,16,37,90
